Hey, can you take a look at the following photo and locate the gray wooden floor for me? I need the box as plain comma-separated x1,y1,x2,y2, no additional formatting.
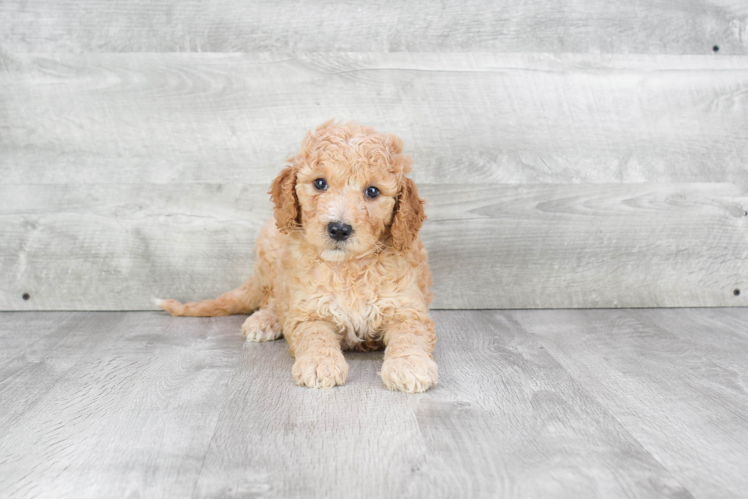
1,309,747,498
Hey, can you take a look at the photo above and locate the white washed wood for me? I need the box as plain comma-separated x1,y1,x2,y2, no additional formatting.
1,0,747,54
512,308,748,498
0,312,244,497
194,310,690,498
404,310,691,498
5,308,748,498
0,312,126,431
633,308,748,377
192,333,430,498
0,184,271,311
425,182,748,308
2,53,748,185
1,182,746,310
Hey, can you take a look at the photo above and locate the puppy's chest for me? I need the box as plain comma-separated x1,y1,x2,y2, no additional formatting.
328,293,380,341
313,268,393,341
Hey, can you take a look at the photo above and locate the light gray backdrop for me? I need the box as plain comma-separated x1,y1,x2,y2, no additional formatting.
1,1,747,310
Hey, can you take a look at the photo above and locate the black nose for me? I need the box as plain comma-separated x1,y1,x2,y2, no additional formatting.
327,222,353,241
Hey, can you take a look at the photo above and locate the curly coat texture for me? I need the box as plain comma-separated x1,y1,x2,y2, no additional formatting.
159,121,437,392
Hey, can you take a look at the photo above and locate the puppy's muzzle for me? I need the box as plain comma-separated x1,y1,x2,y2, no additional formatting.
327,221,353,242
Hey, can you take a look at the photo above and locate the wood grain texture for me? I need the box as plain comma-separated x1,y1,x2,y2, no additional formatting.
0,184,270,311
511,308,748,497
1,0,747,54
192,332,429,498
2,52,748,185
0,312,244,497
0,312,126,431
425,182,748,308
632,308,748,376
2,182,746,311
4,309,730,497
399,310,690,498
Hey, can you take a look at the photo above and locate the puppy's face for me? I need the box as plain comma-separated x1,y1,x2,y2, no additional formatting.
271,121,425,260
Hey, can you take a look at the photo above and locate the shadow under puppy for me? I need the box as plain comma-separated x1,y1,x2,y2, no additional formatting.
158,120,437,393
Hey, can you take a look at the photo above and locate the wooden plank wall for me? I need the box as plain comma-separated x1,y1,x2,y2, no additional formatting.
1,1,747,310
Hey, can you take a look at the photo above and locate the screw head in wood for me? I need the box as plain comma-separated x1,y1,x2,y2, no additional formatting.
22,293,30,300
734,289,741,296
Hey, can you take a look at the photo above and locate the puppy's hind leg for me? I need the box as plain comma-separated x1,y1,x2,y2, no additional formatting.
157,276,263,317
242,304,282,342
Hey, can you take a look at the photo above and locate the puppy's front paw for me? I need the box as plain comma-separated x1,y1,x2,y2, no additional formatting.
292,351,349,389
381,354,438,393
242,310,281,342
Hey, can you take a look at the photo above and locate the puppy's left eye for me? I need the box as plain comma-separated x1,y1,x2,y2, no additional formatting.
365,186,380,199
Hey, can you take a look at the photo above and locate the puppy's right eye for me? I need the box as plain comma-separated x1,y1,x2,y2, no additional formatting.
314,178,327,191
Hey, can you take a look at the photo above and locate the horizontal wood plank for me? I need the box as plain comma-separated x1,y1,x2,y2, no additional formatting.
1,182,745,310
0,183,270,311
1,0,747,54
2,53,748,185
427,182,748,308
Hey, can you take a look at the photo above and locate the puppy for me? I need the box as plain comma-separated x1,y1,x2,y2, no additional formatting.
158,121,437,392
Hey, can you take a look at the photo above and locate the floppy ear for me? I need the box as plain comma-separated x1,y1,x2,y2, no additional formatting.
388,134,404,155
390,176,426,252
269,165,300,233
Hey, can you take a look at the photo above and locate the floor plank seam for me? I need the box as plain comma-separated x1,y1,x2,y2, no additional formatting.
3,310,748,497
503,310,697,498
189,353,244,498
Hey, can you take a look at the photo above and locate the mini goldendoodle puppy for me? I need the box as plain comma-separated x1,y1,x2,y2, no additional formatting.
158,120,437,393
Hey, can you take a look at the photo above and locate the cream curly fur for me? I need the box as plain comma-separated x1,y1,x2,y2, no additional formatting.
158,120,437,392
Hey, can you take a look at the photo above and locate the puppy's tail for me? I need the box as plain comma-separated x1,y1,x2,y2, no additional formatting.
155,276,264,317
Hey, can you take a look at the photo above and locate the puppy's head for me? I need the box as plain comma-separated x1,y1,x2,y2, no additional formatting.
270,120,425,261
